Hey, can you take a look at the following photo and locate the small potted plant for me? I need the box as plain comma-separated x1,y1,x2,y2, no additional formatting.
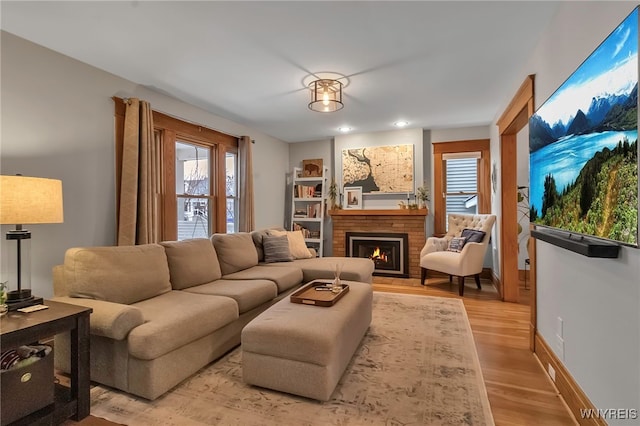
327,179,339,209
416,183,430,210
0,281,7,316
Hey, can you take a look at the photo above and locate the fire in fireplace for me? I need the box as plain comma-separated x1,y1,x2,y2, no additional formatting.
346,232,409,277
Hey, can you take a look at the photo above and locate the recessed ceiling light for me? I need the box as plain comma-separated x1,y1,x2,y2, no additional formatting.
394,121,409,127
338,126,352,133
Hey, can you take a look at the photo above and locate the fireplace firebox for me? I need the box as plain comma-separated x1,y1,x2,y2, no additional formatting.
346,232,409,277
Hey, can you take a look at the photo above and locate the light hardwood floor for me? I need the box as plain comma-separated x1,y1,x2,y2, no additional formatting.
373,275,577,426
67,276,577,426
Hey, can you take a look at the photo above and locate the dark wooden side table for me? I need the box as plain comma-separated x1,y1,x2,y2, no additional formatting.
1,300,92,425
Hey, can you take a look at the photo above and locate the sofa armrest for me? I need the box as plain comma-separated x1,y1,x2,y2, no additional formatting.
420,236,449,258
50,296,144,340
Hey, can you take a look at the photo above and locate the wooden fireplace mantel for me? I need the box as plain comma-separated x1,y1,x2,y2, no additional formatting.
328,209,428,216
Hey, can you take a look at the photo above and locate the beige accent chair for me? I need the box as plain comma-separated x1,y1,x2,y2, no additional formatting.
419,213,496,296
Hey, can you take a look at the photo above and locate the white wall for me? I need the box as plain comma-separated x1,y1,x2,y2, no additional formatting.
490,3,640,422
0,32,290,298
431,125,490,143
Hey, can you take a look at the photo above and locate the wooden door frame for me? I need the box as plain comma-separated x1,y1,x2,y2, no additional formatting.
496,75,537,350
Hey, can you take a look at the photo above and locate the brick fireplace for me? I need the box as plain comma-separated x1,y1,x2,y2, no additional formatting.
330,209,427,279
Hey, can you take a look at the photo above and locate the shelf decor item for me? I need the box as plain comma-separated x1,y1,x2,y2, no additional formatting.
344,187,362,209
302,159,323,177
416,183,430,210
327,179,338,209
0,175,64,310
0,281,7,316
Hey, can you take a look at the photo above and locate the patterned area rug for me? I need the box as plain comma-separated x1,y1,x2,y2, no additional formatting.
90,292,494,425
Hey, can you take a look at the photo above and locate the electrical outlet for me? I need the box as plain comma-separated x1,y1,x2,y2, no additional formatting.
548,364,556,381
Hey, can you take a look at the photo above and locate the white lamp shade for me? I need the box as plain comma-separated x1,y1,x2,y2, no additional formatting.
0,175,64,224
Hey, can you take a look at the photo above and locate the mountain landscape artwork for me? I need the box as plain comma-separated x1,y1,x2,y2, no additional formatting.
529,7,639,245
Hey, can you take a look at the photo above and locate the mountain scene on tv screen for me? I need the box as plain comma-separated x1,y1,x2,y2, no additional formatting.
529,8,638,245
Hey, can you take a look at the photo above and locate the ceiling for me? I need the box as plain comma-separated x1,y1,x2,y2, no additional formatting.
1,1,560,143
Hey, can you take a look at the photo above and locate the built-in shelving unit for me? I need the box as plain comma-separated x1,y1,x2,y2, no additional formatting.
291,166,327,257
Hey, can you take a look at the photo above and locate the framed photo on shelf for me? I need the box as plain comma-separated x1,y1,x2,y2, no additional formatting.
344,187,363,209
302,159,323,177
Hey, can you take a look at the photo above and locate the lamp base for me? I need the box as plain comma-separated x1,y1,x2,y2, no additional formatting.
6,292,44,311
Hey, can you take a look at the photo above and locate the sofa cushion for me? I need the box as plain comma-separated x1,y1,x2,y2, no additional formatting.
211,233,259,275
263,257,375,284
252,227,286,262
269,229,313,259
128,291,238,360
223,265,302,293
65,244,171,305
183,279,278,314
263,235,294,263
160,239,222,290
251,229,269,262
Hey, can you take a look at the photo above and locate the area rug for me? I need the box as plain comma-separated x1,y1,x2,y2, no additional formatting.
89,292,494,426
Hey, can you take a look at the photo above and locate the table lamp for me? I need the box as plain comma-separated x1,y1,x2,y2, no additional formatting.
0,175,64,310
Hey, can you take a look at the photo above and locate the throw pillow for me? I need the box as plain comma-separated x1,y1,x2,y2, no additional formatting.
461,228,486,243
269,230,313,259
263,235,294,263
447,236,467,253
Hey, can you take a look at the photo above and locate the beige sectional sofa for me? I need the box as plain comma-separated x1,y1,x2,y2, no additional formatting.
52,230,374,400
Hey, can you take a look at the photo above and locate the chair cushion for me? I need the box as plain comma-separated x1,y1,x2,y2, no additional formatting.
183,279,278,314
447,237,467,253
65,244,171,305
263,235,293,263
211,233,259,275
461,228,486,243
128,291,238,360
160,239,222,290
223,265,302,293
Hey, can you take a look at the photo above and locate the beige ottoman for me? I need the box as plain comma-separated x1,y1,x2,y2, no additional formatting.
241,281,373,401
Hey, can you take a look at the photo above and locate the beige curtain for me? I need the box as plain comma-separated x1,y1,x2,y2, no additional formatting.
117,98,161,245
238,136,255,232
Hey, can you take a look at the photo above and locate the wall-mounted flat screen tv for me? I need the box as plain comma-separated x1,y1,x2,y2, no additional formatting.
529,7,639,246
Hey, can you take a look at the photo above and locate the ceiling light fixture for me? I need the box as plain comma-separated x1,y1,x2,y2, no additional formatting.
308,79,343,113
338,126,352,133
394,120,409,127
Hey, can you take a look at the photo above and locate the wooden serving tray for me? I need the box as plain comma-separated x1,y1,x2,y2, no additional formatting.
290,280,350,307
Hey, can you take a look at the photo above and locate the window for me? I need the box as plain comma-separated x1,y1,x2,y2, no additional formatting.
114,99,240,240
444,154,479,229
176,141,213,240
433,140,490,235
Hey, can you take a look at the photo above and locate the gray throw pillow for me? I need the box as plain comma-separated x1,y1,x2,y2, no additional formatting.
263,235,294,263
447,236,467,253
461,228,486,243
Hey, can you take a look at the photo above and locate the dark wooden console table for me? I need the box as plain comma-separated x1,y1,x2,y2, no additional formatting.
1,300,92,425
